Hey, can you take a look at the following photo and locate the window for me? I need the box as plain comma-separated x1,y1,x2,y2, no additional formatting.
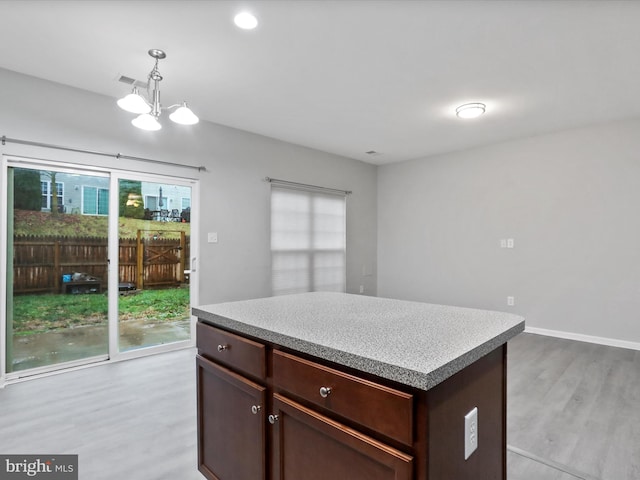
82,186,109,215
181,197,191,210
40,181,63,211
145,195,167,211
271,185,346,296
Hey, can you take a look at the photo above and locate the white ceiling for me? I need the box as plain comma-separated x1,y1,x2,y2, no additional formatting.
1,0,639,165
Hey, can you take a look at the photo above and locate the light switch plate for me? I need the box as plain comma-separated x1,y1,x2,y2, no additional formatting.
464,407,478,460
207,232,218,243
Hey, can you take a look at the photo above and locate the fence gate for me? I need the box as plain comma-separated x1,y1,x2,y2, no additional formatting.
136,230,187,290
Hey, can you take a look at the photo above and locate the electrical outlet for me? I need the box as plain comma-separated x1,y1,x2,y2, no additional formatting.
507,296,515,306
507,238,514,249
359,285,364,294
464,407,478,460
207,232,218,243
500,238,507,248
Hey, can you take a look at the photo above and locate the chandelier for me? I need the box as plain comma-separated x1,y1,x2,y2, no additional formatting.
117,49,199,131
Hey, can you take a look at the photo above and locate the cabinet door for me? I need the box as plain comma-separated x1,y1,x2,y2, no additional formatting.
271,393,413,480
197,355,266,480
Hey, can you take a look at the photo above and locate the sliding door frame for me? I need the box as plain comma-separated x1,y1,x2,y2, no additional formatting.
0,156,8,387
108,170,199,363
1,154,199,385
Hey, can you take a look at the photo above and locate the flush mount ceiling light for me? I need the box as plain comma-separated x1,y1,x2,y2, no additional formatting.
455,103,486,119
117,49,199,131
234,11,258,29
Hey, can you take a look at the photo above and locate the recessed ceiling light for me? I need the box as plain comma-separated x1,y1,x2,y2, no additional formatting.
456,103,486,119
234,11,258,30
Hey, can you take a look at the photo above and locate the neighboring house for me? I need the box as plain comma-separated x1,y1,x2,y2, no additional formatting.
39,172,190,216
141,183,191,213
40,172,109,215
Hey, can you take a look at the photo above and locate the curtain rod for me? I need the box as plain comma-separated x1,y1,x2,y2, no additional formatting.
264,176,352,195
1,136,206,172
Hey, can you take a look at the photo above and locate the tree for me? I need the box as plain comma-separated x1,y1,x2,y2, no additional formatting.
41,171,60,216
13,168,41,211
119,180,145,219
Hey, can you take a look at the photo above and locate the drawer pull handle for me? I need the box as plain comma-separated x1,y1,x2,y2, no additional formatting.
319,386,332,398
268,414,279,424
217,344,228,352
251,405,261,415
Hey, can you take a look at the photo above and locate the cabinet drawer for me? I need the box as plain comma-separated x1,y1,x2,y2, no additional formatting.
272,350,413,445
196,322,266,380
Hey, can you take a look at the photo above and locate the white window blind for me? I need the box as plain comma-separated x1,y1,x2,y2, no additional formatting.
271,184,346,296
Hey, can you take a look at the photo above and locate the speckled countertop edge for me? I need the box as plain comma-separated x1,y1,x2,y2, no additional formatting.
193,293,525,392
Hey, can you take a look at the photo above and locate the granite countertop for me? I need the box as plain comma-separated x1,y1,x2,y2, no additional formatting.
193,292,525,391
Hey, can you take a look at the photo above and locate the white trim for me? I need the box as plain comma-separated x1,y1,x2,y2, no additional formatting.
4,153,198,181
525,326,640,351
188,180,199,348
40,179,64,211
115,339,193,362
0,156,9,387
6,155,112,177
110,170,199,357
108,174,119,362
6,354,109,381
4,345,196,386
1,155,200,386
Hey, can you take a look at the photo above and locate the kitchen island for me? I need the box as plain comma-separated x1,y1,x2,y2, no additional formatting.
193,292,524,480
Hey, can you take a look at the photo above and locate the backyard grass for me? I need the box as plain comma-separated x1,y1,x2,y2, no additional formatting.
13,210,190,238
11,288,190,335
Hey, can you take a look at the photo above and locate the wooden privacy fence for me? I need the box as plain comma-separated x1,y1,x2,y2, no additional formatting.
12,234,190,294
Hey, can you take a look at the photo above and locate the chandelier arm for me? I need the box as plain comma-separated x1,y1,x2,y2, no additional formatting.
119,49,197,129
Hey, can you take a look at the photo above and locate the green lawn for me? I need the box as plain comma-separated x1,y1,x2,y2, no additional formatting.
12,288,190,335
13,209,190,238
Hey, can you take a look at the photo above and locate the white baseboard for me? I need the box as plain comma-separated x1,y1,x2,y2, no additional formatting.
524,326,640,351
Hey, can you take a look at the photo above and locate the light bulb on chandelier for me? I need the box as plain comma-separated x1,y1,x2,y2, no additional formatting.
117,49,199,131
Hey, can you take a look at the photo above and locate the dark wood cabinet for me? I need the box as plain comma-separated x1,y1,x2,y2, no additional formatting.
270,393,413,480
196,320,507,480
196,355,266,480
272,349,414,446
196,321,266,380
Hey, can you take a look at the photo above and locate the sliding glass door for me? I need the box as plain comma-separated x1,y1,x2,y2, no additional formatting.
117,176,192,352
3,158,197,380
6,165,110,374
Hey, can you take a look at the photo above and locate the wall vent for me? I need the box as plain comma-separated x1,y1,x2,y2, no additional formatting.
117,75,147,88
118,75,136,85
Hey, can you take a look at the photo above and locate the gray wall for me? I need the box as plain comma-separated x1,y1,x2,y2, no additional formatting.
378,119,640,344
8,66,638,346
0,67,377,304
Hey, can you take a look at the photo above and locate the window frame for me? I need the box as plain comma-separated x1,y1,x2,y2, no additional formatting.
40,180,63,211
270,184,347,296
81,185,109,216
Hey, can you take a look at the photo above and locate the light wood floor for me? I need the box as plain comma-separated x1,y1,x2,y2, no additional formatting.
507,333,640,480
0,333,637,480
0,348,202,480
